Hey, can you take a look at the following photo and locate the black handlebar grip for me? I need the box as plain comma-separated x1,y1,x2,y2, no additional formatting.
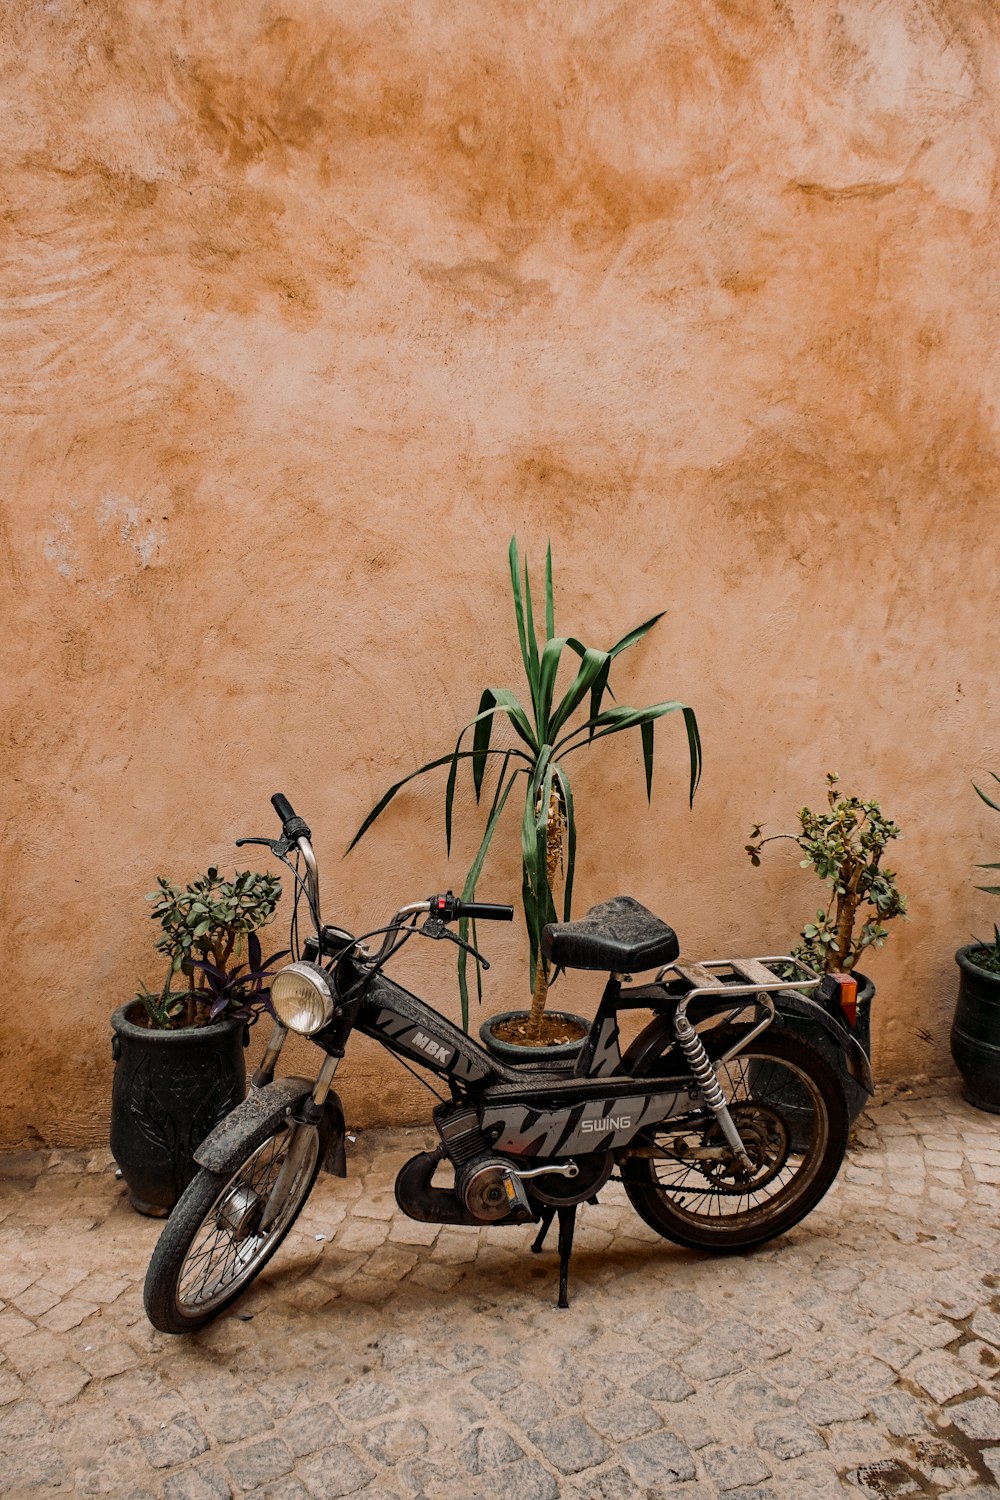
270,792,312,841
271,792,297,824
460,902,515,922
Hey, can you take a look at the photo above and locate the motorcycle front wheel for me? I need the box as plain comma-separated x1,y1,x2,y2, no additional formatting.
144,1118,328,1334
621,1026,849,1252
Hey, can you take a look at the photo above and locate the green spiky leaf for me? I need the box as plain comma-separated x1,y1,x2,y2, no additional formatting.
554,764,576,923
975,778,1000,814
345,744,529,854
457,758,520,1028
641,718,654,801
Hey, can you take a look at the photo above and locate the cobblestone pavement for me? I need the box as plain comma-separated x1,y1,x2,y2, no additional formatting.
2,1079,1000,1499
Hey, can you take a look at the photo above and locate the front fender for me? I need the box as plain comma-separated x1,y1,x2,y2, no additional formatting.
194,1076,348,1177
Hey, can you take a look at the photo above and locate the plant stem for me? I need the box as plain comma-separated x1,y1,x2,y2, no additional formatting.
525,786,563,1039
833,892,860,972
526,953,549,1040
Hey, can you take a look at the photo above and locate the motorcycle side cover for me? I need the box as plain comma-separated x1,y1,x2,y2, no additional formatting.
193,1076,348,1177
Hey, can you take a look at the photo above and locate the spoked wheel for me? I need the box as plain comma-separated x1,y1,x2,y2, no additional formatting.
144,1119,327,1334
621,1026,849,1251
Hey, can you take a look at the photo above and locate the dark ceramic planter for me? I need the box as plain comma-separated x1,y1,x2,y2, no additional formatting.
479,1010,589,1063
109,1001,248,1216
771,974,875,1126
749,975,875,1148
952,947,1000,1114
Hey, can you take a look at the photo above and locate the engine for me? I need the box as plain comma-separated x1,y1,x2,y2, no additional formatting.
436,1104,532,1222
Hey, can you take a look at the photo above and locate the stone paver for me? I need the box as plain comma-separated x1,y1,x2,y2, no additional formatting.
3,1080,1000,1496
529,1413,610,1473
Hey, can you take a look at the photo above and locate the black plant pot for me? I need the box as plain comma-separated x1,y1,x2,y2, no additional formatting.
772,974,874,1126
479,1010,589,1063
110,1002,248,1216
952,947,1000,1114
750,975,874,1148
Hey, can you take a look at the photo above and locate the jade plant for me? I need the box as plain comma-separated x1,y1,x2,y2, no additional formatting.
136,868,285,1029
969,774,1000,974
746,773,907,974
349,537,701,1042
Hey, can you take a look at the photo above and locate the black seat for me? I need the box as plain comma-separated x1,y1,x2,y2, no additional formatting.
542,896,679,973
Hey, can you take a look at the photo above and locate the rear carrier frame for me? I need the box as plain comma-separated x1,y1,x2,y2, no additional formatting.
658,954,822,1001
650,956,823,1064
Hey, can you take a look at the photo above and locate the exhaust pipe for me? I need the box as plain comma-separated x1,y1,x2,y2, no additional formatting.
394,1147,482,1226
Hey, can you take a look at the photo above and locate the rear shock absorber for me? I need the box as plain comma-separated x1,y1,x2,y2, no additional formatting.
674,1013,753,1172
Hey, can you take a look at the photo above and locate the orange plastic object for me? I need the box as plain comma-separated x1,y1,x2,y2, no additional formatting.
832,972,858,1028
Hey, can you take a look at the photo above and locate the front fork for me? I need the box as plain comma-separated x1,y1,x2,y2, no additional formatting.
252,1021,289,1090
254,1025,343,1231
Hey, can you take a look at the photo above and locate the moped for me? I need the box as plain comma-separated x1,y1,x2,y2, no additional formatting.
144,793,873,1334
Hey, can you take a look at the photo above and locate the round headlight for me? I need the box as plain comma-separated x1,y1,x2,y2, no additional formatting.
270,963,335,1035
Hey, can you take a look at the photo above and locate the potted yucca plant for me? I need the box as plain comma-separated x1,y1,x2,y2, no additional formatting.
110,868,285,1215
952,775,1000,1112
349,538,701,1054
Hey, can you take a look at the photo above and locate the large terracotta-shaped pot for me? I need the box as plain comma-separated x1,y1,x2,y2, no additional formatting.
110,1002,248,1216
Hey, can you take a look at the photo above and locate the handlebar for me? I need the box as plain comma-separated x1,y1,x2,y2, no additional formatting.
271,791,311,842
271,791,296,823
257,799,513,966
264,793,319,936
457,901,514,922
427,892,514,923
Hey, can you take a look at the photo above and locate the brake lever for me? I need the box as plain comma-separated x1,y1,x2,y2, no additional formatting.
235,835,298,857
421,917,490,970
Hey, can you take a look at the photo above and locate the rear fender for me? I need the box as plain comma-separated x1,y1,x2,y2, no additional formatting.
771,993,875,1095
621,996,874,1096
621,1001,744,1078
194,1076,348,1177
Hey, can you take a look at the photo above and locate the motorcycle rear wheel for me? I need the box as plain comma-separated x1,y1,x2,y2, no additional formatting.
144,1118,328,1334
621,1026,849,1252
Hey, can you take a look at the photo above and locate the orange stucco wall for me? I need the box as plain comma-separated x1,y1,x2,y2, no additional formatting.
3,2,999,1146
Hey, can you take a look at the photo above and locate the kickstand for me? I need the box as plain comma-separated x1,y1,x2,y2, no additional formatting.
556,1205,577,1309
531,1205,555,1254
529,1204,578,1307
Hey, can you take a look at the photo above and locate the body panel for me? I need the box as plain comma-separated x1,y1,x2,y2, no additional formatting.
481,1089,691,1157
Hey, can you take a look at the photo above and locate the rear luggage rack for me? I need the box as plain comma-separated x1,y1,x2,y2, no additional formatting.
659,955,822,1002
658,956,823,1068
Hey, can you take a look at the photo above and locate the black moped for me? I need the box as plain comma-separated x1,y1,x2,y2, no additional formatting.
144,793,873,1334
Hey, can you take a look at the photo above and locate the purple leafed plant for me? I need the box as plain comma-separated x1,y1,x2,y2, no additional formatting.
190,932,289,1023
